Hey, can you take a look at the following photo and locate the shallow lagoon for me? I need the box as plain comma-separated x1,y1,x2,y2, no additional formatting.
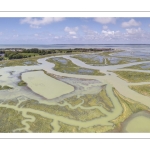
22,71,74,99
122,111,150,132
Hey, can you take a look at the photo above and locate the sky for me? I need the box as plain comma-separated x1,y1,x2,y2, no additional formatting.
0,17,150,44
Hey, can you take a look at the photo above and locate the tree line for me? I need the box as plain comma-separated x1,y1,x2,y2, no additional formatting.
0,48,112,60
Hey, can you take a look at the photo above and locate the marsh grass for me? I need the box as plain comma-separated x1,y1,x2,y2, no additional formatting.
18,80,27,86
129,84,150,97
0,107,25,132
113,71,150,82
27,112,53,133
81,89,113,111
0,85,13,90
47,57,105,76
19,98,105,122
58,121,113,133
73,55,141,66
124,63,150,70
64,96,83,106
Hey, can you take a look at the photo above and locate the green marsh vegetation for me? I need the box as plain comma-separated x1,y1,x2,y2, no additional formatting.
81,89,113,111
0,107,25,132
18,80,27,86
124,63,150,70
19,99,105,121
64,96,83,106
58,121,113,133
27,112,53,133
73,55,142,66
63,88,113,111
47,57,105,76
2,100,18,106
113,71,150,82
129,84,150,97
0,85,13,90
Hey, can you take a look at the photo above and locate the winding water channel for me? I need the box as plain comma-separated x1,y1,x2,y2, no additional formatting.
1,52,150,132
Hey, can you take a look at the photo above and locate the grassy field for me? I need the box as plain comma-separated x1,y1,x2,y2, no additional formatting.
113,71,150,82
19,99,105,121
0,51,102,67
72,54,141,66
0,85,13,90
21,53,39,56
0,107,25,132
72,55,105,66
58,121,113,133
0,57,39,67
64,96,83,106
2,100,18,106
27,112,53,133
47,57,105,76
124,63,150,70
81,89,113,111
129,84,150,97
0,53,56,67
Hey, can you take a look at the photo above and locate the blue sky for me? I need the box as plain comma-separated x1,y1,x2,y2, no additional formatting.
0,17,150,44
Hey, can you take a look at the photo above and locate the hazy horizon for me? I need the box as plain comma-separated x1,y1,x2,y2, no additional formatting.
1,17,150,44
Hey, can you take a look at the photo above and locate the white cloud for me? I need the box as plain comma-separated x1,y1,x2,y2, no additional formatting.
54,36,59,39
64,26,78,35
121,19,141,28
72,36,77,39
34,34,38,36
123,27,148,41
0,32,2,35
20,17,65,28
102,30,120,36
94,17,116,24
103,26,108,30
125,27,142,34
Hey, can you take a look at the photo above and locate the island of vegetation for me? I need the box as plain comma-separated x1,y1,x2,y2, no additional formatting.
113,71,150,83
47,57,105,76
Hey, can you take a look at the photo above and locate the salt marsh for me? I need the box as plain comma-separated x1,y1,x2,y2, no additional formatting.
1,47,150,132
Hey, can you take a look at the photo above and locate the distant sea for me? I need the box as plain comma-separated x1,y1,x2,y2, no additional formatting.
0,44,150,52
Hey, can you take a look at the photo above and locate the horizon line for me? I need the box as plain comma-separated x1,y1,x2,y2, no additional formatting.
0,43,150,45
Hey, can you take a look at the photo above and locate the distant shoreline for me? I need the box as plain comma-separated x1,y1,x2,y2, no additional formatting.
0,44,150,49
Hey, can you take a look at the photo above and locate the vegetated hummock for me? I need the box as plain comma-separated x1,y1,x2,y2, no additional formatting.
0,107,25,132
47,57,105,76
19,99,105,122
18,80,27,86
113,71,150,82
124,63,150,70
0,85,13,90
129,84,150,97
72,51,141,66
